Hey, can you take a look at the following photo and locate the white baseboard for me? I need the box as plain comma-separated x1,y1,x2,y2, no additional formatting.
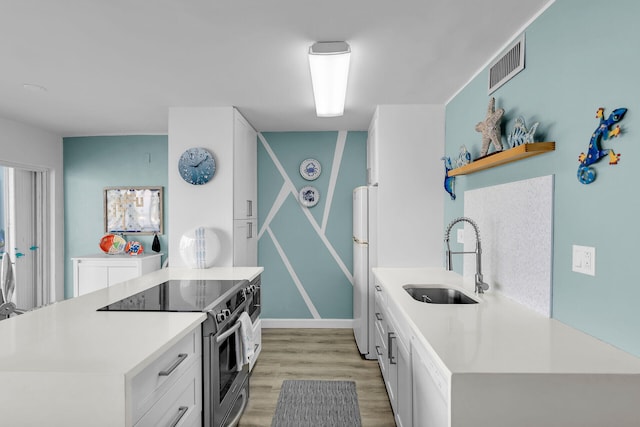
261,318,354,329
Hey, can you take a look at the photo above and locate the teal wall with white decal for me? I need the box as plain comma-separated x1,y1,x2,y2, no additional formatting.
445,0,640,356
63,135,168,299
257,131,367,319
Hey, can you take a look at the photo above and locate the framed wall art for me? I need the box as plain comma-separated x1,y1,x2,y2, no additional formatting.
104,186,163,235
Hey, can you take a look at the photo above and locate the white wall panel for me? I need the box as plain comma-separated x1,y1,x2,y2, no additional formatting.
375,105,445,267
168,107,235,267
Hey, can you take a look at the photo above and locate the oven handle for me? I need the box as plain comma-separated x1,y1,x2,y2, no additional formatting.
216,319,242,344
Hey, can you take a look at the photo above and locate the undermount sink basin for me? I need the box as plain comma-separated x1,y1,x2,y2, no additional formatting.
403,285,478,304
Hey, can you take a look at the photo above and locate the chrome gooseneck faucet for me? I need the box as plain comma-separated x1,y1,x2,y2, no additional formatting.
444,217,489,294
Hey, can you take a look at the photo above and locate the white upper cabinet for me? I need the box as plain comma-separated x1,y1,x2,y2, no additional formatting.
233,219,258,267
233,112,257,220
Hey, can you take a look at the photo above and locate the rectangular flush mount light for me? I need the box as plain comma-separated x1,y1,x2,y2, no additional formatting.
308,41,351,117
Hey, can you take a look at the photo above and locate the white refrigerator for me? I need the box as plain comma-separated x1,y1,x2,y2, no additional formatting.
353,185,377,359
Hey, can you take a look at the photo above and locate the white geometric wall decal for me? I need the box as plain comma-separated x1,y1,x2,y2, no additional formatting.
321,131,347,233
258,131,353,286
257,132,353,288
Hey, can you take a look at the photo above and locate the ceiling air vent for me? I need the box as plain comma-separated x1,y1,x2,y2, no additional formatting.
488,34,525,94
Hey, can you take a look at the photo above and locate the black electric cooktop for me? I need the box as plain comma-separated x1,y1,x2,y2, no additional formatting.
98,279,247,312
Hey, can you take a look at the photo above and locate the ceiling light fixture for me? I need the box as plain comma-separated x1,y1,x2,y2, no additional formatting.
308,41,351,117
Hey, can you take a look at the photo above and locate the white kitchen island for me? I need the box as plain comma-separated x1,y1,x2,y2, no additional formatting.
373,267,640,427
0,266,263,427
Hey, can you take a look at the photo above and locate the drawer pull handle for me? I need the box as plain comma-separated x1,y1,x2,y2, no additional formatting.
168,406,189,427
159,353,188,376
375,345,383,356
388,332,397,365
375,313,383,321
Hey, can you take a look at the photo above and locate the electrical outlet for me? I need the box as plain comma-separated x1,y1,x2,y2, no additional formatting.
457,229,464,244
572,245,595,276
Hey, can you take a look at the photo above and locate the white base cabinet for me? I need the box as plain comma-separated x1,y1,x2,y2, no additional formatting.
374,282,412,426
393,316,412,427
412,335,449,427
131,327,202,427
72,253,162,297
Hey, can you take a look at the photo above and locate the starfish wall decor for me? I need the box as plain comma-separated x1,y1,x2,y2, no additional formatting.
475,97,505,157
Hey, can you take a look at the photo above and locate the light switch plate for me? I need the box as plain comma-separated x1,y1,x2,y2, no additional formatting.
457,229,464,244
572,245,595,276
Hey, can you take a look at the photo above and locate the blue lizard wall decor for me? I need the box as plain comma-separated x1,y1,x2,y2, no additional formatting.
577,107,627,184
441,156,456,200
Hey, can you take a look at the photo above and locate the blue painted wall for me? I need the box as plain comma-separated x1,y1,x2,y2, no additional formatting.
445,0,640,356
257,131,367,319
63,136,168,299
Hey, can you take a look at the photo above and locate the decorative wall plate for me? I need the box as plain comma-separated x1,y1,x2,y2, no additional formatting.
99,234,126,254
178,147,216,185
299,158,321,181
124,241,144,256
299,186,320,208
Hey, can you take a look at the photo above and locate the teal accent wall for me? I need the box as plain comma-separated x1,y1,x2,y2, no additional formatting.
258,131,367,319
445,0,640,356
63,136,168,299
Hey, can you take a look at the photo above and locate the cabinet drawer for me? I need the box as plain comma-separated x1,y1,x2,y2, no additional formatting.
374,320,387,376
131,328,201,423
374,300,387,338
135,357,202,427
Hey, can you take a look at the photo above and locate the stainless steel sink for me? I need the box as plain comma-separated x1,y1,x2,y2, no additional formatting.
403,285,478,304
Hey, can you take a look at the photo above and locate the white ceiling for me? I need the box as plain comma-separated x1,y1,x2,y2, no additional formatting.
0,0,552,136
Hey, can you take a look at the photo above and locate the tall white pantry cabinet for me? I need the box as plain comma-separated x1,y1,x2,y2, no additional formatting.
232,112,258,267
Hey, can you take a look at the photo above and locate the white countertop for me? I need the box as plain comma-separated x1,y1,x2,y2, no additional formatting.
373,267,640,375
0,266,262,376
0,266,262,427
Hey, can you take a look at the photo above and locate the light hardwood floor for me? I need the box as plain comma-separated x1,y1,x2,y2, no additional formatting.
239,328,396,427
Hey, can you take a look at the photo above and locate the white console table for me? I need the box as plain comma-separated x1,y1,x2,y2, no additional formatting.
72,253,163,297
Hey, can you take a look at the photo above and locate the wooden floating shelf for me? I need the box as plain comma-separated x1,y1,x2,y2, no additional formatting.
448,142,555,177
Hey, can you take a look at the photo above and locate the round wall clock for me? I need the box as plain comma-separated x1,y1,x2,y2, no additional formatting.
299,158,321,181
178,147,216,185
299,186,320,208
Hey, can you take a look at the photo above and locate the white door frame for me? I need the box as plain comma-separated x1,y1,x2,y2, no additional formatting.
1,163,51,308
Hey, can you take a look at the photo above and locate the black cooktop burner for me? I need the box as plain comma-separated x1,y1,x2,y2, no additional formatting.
98,279,247,312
